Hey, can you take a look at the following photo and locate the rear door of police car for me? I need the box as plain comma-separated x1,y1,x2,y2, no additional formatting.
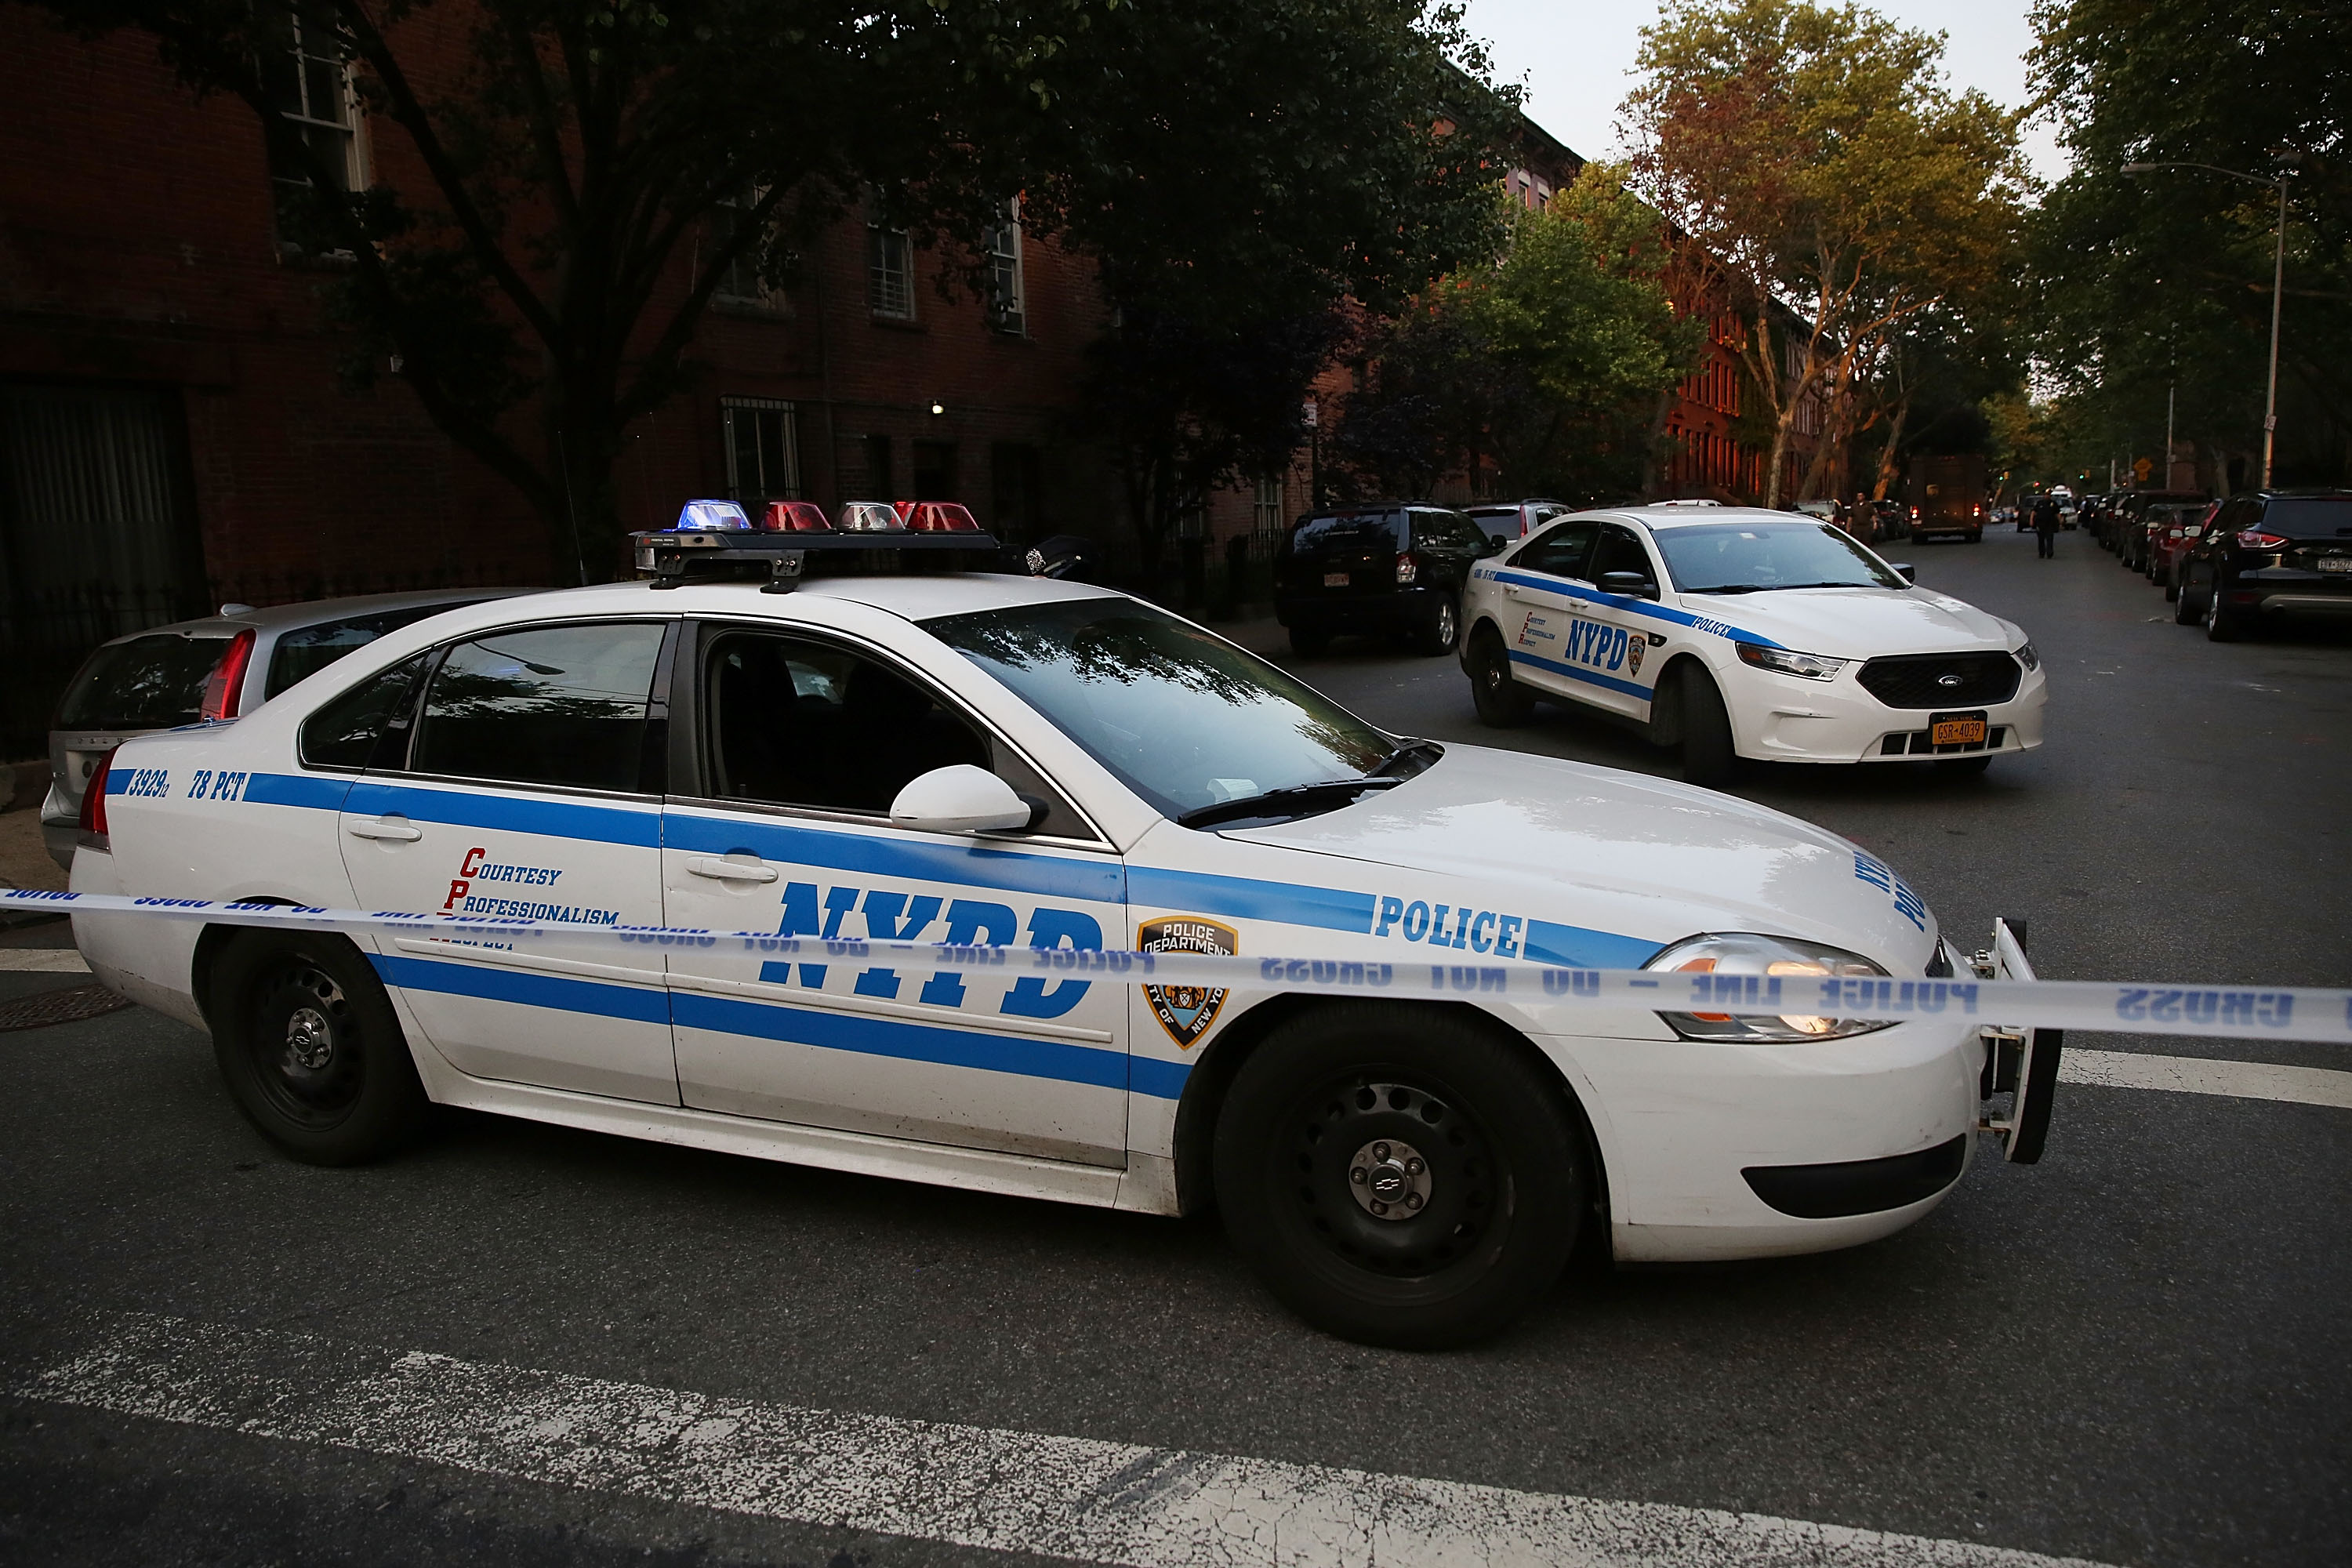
1490,517,1604,708
658,616,1130,1167
335,616,680,1104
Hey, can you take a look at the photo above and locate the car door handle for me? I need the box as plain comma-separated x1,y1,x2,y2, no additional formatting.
1503,583,1529,599
346,817,422,843
687,856,779,884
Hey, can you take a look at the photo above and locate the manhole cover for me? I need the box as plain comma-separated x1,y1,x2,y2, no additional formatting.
0,982,134,1032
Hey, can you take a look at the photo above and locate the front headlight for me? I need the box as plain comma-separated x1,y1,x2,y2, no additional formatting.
1644,931,1896,1042
1734,642,1847,680
2014,641,2040,671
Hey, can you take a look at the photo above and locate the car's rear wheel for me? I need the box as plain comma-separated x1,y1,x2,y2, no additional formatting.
1417,597,1460,657
2174,568,2206,625
209,930,426,1165
1213,1004,1588,1349
2205,578,2247,642
1466,626,1535,728
1671,664,1739,787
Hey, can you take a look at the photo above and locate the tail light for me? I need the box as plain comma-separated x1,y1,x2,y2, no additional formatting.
1394,552,1418,585
2236,530,2290,551
199,628,257,720
1971,504,1982,518
1910,506,1920,520
905,501,981,532
760,501,833,532
78,746,119,836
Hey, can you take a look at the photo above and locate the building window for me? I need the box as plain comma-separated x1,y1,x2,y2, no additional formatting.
1253,477,1284,534
711,194,782,310
985,201,1025,335
263,2,365,252
721,398,800,502
869,202,915,320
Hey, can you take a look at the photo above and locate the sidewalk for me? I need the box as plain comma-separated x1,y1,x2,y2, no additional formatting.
0,803,65,895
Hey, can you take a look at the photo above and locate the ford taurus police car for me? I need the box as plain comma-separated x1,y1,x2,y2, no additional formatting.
67,508,2023,1348
1460,506,2047,783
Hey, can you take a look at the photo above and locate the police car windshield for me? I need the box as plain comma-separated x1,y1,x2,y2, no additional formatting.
1654,522,1904,593
924,597,1396,822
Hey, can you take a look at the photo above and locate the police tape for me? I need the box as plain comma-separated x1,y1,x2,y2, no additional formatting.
9,886,2350,1044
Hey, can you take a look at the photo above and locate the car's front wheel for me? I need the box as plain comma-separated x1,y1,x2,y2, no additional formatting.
1213,1004,1589,1349
1466,626,1535,728
1669,664,1739,786
209,930,426,1164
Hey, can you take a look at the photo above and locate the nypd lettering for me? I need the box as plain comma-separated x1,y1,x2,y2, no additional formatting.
1520,612,1638,677
1138,916,1237,1049
1852,851,1929,932
1374,895,1524,957
757,880,1104,1022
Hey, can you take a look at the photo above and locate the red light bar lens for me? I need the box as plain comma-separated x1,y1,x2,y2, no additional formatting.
761,500,833,533
200,627,257,720
906,501,980,533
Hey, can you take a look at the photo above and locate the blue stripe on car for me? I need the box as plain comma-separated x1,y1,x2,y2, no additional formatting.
1126,866,1378,934
1483,568,1787,648
663,810,1126,905
1519,920,1663,970
345,780,663,849
371,952,673,1025
1506,650,1653,702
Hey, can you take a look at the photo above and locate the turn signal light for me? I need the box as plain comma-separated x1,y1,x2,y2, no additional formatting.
2235,530,2290,550
200,627,256,720
78,746,118,835
760,501,833,532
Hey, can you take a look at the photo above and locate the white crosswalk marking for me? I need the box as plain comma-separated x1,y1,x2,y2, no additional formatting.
19,1312,2108,1568
2059,1048,2352,1109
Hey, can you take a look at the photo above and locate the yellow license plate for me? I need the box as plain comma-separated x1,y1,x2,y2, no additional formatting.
1933,717,1987,746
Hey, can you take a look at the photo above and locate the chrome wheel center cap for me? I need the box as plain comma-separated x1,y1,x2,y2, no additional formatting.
285,1007,334,1071
1347,1138,1432,1221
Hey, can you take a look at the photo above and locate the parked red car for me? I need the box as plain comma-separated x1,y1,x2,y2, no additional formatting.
2152,501,2220,599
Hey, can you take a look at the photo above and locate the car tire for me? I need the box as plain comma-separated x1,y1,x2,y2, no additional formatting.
1212,1003,1588,1349
2174,568,2206,625
2205,580,2246,643
2162,565,2180,602
1417,597,1460,658
1467,626,1535,728
209,929,427,1165
1289,626,1330,657
1672,665,1739,787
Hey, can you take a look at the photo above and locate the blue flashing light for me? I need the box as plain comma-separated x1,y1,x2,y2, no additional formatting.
674,499,753,532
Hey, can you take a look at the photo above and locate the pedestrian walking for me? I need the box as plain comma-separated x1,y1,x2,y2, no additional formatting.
2034,494,2060,558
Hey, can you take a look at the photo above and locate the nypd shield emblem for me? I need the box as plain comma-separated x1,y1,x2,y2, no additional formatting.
1138,916,1238,1050
1626,636,1646,676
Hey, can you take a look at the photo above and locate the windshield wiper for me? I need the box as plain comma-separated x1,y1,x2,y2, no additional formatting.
1371,738,1443,778
1689,581,1872,595
1177,776,1403,830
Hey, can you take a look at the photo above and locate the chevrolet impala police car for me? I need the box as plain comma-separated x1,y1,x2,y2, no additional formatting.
67,504,2033,1348
1459,506,2046,782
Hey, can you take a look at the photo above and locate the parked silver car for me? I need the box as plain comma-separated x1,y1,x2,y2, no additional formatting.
40,590,519,869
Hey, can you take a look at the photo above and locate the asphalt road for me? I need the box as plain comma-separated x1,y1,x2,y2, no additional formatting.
2,523,2346,1567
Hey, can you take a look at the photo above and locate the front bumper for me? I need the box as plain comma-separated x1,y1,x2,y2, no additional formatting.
1722,657,2047,764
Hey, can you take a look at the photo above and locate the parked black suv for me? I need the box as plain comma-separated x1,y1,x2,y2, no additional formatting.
2176,490,2352,641
1274,504,1497,656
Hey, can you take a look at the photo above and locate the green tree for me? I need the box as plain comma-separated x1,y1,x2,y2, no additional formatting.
1624,0,2027,506
2025,0,2348,489
1333,170,1703,503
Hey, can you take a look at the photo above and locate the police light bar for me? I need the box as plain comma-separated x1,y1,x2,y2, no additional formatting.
633,499,999,592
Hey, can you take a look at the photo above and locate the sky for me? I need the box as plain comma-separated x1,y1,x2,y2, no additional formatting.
1460,0,2071,186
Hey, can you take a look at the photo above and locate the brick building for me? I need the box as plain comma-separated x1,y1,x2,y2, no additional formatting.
0,7,1123,757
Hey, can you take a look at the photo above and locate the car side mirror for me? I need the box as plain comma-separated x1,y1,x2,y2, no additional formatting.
1598,571,1657,600
889,764,1034,835
1892,563,1917,583
1482,536,1506,557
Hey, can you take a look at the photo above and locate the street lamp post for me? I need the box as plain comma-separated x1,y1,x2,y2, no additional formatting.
2122,158,2295,488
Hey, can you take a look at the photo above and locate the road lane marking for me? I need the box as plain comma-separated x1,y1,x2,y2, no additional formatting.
19,1312,2111,1568
2060,1048,2352,1109
0,950,89,972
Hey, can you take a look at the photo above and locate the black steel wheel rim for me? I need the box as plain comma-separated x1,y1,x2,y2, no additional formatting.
248,961,365,1128
1281,1073,1507,1283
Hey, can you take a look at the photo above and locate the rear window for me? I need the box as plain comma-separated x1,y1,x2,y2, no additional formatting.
264,601,486,699
53,633,230,731
1289,510,1406,552
2261,497,2352,536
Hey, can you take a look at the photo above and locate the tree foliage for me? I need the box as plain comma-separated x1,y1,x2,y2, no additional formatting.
1623,0,2027,505
2024,0,2348,489
1332,170,1702,503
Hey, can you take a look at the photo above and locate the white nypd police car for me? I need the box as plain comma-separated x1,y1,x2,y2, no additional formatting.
1459,504,2047,782
67,514,2028,1347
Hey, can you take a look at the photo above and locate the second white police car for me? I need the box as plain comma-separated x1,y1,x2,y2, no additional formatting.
1459,504,2047,782
71,503,2038,1347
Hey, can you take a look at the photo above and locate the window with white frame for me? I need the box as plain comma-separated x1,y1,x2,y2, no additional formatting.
1253,476,1284,534
868,198,915,320
721,398,800,502
985,200,1025,334
262,2,365,252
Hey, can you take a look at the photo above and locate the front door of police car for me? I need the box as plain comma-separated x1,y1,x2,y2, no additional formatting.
660,625,1129,1166
337,619,678,1104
